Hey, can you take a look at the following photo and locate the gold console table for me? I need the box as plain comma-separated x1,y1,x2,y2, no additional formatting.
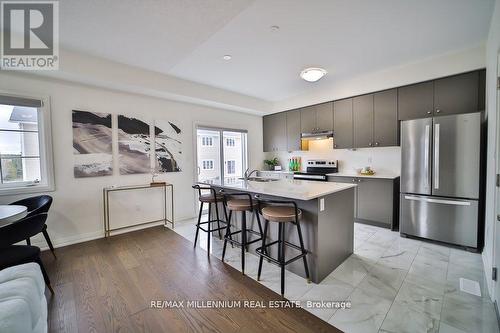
103,183,174,237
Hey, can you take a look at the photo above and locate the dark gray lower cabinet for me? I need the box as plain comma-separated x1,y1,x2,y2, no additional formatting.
328,176,400,230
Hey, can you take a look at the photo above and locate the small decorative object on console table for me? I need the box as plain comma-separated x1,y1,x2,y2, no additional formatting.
103,183,174,237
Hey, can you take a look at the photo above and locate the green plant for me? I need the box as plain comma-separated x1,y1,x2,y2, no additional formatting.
264,157,279,170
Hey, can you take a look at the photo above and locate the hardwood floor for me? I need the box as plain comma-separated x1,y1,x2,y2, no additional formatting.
41,226,340,333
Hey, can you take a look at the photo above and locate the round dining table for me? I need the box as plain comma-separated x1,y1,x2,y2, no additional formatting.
0,205,28,227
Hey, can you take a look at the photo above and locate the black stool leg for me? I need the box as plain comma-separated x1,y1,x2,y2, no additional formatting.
257,219,269,281
223,205,234,248
241,211,246,275
194,202,203,248
296,220,310,283
215,201,222,240
279,223,286,296
207,203,212,254
222,210,232,261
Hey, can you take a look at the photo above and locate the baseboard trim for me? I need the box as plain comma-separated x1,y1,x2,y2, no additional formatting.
32,215,197,251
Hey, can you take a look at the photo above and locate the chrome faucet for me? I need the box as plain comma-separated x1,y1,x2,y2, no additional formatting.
243,168,259,180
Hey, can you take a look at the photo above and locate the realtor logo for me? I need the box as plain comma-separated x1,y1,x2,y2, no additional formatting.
1,1,59,70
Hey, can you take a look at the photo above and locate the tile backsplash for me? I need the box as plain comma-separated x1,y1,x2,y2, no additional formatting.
264,139,401,175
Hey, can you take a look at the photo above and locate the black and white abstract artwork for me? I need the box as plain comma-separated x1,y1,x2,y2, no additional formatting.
154,120,182,172
72,110,113,178
118,115,151,174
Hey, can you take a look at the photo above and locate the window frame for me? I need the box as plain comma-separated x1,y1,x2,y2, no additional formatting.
0,91,55,196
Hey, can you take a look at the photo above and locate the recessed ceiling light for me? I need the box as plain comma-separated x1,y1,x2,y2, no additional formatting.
222,55,232,60
300,67,327,82
270,25,280,32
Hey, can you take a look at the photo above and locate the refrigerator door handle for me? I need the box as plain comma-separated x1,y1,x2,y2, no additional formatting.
424,125,430,189
404,195,471,206
434,123,440,189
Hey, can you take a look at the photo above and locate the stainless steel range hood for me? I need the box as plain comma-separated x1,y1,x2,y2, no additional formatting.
301,130,334,140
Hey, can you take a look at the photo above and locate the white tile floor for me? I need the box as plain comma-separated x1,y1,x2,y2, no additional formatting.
171,218,500,333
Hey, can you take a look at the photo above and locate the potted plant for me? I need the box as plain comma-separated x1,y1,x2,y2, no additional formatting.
264,157,280,171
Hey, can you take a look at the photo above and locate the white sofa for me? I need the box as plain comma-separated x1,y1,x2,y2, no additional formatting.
0,263,48,333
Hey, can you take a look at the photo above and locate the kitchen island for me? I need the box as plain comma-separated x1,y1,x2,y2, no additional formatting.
202,178,357,283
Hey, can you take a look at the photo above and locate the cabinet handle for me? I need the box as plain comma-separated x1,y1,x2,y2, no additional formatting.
436,109,441,113
375,142,379,146
334,144,338,148
368,142,372,146
357,179,361,182
427,111,432,114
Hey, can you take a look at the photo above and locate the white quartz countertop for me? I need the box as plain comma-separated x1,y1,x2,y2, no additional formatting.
326,172,400,180
200,179,357,201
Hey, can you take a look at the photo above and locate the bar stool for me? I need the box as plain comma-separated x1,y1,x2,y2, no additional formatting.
192,185,228,253
256,200,310,297
221,192,264,275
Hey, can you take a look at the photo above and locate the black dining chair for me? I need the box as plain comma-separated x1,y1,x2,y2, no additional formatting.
0,213,54,294
10,195,55,258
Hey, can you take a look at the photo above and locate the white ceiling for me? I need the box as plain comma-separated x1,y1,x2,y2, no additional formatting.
59,0,494,103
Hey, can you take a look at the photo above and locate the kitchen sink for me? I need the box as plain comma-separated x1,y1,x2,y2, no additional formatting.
238,177,279,182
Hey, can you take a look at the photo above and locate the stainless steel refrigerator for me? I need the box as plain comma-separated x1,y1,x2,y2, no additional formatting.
400,112,482,249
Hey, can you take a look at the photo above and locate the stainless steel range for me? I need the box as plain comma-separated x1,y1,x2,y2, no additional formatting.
293,160,338,182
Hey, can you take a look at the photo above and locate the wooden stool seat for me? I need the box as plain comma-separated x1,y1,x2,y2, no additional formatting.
227,199,256,211
261,206,302,223
199,193,224,203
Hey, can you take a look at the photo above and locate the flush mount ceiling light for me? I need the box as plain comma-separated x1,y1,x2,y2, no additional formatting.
222,55,232,60
300,67,327,82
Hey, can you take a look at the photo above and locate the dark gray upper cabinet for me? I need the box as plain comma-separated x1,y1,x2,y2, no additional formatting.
398,81,434,120
286,109,301,152
300,106,316,133
353,94,374,148
434,71,479,116
333,99,353,149
263,113,286,152
315,102,334,132
373,89,398,147
300,102,333,133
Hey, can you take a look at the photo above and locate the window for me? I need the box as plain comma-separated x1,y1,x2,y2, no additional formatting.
201,136,213,146
202,160,214,170
226,160,236,174
0,94,54,195
226,138,235,147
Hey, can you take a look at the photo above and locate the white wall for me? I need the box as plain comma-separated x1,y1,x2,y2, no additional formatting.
0,72,264,248
483,0,500,300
